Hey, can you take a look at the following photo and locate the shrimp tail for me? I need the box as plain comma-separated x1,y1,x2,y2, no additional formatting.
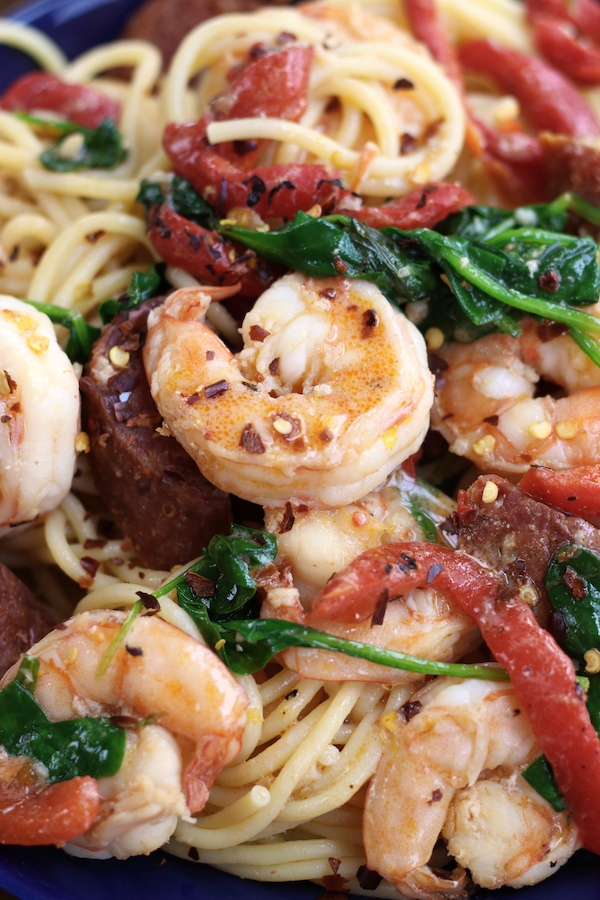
184,732,245,814
0,776,100,846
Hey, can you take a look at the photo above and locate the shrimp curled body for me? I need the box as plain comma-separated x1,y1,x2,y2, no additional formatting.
1,610,248,857
431,320,600,473
143,275,433,508
0,295,79,535
364,678,580,893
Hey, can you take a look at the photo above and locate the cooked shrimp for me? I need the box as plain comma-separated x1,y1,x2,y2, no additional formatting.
431,319,600,473
364,678,580,893
264,467,454,603
0,295,79,536
143,274,433,508
0,610,248,856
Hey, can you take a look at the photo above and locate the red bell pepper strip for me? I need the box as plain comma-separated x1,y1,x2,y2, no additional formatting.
312,542,600,855
532,17,600,85
209,44,314,170
220,44,313,124
459,40,600,136
347,182,473,229
164,118,350,219
403,0,547,201
146,204,276,297
526,0,600,84
0,72,120,130
0,775,100,846
403,0,464,91
521,464,600,519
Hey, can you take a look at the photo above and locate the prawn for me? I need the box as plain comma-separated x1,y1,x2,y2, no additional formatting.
143,275,433,508
262,473,477,682
0,610,248,856
364,678,580,893
0,295,79,536
431,319,600,474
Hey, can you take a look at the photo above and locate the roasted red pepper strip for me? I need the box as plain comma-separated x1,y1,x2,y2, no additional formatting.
403,0,464,90
164,118,349,218
312,540,600,855
0,774,100,846
403,0,547,201
347,182,473,229
146,204,276,297
532,17,600,85
210,44,314,169
220,44,313,124
0,72,120,130
520,464,600,519
459,40,600,136
526,0,600,84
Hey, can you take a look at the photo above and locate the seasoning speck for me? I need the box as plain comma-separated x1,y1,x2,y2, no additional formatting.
109,346,130,368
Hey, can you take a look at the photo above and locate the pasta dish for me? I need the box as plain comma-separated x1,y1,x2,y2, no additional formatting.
0,0,600,895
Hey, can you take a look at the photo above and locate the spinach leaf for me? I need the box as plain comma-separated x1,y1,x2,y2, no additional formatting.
523,544,600,811
137,176,216,230
16,114,128,172
545,544,600,659
387,468,454,543
174,524,278,627
221,198,600,369
98,263,168,325
0,656,126,782
195,617,513,679
19,298,100,365
522,756,567,812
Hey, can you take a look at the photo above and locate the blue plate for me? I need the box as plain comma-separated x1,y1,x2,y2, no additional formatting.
1,2,600,897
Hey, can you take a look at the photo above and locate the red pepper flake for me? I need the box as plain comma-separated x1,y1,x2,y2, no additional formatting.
537,320,568,341
250,324,270,342
240,424,265,453
186,392,201,405
320,428,333,442
276,31,296,44
86,230,105,243
8,245,19,262
204,379,230,399
370,588,388,627
399,699,423,722
269,358,280,376
400,133,417,155
538,269,560,293
328,858,341,875
426,563,445,584
125,644,143,657
84,538,107,550
126,411,162,428
186,571,216,597
0,415,9,424
206,350,215,360
356,865,383,890
80,556,100,578
137,590,160,614
321,874,349,894
320,288,336,300
279,501,295,534
416,191,428,210
272,411,301,440
428,788,443,804
394,77,414,90
483,415,499,426
188,847,200,861
332,252,348,274
285,688,299,700
361,308,379,338
564,566,587,600
4,371,16,392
